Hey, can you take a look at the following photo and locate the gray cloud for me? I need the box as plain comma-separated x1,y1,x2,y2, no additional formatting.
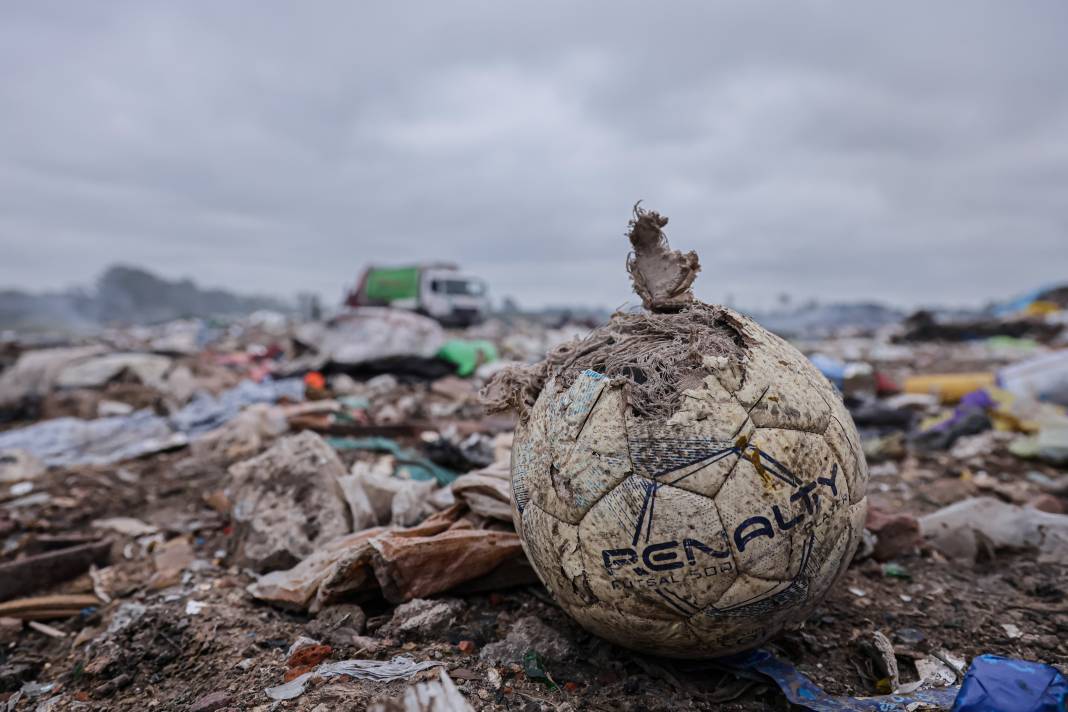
2,1,1067,310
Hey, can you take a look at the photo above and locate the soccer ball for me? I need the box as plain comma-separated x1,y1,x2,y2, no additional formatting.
510,306,868,658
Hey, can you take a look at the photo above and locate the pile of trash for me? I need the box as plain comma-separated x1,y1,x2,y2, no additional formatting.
0,304,1065,711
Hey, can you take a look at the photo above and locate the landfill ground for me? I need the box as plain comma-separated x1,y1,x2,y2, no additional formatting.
0,311,1066,710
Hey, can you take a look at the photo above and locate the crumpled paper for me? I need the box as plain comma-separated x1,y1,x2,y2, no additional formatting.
248,504,527,610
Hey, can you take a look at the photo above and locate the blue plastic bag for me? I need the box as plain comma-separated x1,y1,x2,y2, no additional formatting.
951,654,1067,712
808,353,846,389
719,649,960,711
720,650,1067,712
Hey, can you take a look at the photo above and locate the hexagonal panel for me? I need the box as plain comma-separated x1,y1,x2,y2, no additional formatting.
516,372,632,525
510,407,550,520
554,384,631,508
528,377,631,524
578,476,738,620
626,415,753,499
835,498,868,583
700,572,802,647
519,502,595,609
687,606,776,656
802,487,852,580
731,331,832,433
546,370,610,465
823,414,869,506
714,456,808,581
574,603,703,657
749,427,852,518
797,516,853,617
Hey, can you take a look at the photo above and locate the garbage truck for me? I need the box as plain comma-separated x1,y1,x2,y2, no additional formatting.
345,263,490,327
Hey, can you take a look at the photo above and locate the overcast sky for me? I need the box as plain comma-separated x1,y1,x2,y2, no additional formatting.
2,2,1067,311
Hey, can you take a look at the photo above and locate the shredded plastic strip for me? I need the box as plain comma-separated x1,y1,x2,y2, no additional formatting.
265,655,445,701
325,436,458,484
720,649,960,711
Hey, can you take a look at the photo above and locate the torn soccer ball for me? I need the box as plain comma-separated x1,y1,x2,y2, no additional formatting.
485,205,868,658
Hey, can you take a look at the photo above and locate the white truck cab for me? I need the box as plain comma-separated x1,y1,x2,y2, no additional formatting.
419,267,489,326
347,263,490,327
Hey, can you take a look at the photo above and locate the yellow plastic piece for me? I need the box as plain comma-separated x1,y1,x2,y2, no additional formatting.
902,372,996,404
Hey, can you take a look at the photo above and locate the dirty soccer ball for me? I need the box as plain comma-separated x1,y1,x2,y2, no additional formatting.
509,306,869,658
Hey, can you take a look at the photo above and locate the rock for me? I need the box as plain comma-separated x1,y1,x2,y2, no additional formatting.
974,472,1031,504
949,431,998,460
93,673,132,697
430,375,476,401
305,604,366,647
83,649,121,677
350,635,383,653
228,432,351,572
382,598,464,641
924,477,976,506
189,691,232,712
287,643,332,669
150,536,195,589
106,602,147,635
193,404,287,465
0,662,36,692
1028,494,1065,514
0,450,45,483
893,628,925,645
865,506,921,561
480,616,576,665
